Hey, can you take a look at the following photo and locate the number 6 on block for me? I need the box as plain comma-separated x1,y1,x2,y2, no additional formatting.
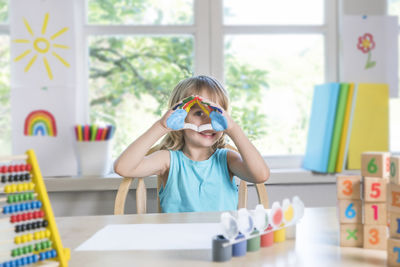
363,177,387,202
338,200,362,223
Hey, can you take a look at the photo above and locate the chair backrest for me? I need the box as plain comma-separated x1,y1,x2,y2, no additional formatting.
114,145,269,215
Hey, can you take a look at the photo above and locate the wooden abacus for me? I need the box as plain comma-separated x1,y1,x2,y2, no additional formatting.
0,150,70,267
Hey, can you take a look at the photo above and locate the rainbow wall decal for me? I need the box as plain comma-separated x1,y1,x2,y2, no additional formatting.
24,110,57,137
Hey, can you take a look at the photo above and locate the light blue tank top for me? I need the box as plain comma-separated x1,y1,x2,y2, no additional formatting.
159,148,238,213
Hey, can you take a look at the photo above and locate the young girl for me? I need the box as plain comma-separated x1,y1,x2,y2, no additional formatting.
114,75,269,212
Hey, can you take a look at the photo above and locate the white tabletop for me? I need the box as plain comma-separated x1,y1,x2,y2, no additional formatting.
56,207,386,267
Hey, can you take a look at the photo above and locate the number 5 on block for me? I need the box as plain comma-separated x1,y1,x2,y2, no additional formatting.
363,177,387,202
337,176,361,200
338,200,362,223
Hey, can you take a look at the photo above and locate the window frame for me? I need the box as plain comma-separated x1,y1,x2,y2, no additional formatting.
80,0,338,169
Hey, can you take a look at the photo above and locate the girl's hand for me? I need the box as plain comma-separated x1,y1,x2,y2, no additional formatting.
194,95,238,136
157,109,175,132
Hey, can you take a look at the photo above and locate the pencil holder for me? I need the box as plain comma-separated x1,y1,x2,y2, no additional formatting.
76,140,112,176
212,235,232,262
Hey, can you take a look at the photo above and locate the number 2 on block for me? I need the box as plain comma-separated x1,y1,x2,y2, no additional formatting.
370,183,381,198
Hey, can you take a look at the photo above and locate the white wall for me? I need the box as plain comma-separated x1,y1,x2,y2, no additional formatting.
342,0,387,15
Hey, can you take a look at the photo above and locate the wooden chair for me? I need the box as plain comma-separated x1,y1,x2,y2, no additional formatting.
114,145,269,215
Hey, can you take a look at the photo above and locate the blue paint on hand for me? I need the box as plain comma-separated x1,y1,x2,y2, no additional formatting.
166,109,188,130
210,111,228,131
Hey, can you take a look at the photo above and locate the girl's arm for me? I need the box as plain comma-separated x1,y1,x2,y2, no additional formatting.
225,121,270,184
113,111,173,178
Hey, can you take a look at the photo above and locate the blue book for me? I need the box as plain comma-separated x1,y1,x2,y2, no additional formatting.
303,83,341,173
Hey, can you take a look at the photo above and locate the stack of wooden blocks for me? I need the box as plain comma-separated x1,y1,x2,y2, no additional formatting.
387,155,400,266
337,152,390,250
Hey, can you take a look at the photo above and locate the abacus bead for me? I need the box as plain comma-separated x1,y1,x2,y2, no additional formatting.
19,164,25,172
21,257,27,265
8,165,13,172
32,254,39,263
39,210,45,217
8,175,12,182
24,173,29,180
17,184,23,192
28,183,34,190
26,256,32,264
1,165,6,173
15,236,21,244
45,229,51,238
43,220,48,227
12,175,18,182
11,249,17,257
39,252,45,260
26,164,31,171
18,174,24,182
27,233,33,242
34,232,40,240
22,246,28,254
1,175,5,183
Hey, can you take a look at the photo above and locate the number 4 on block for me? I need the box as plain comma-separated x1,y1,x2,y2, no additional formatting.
337,176,361,200
363,177,387,202
361,152,390,178
338,200,362,223
340,223,363,247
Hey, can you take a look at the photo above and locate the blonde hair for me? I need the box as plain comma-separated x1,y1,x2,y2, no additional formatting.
156,75,229,152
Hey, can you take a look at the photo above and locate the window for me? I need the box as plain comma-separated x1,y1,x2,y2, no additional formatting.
86,0,333,159
223,0,328,155
86,0,195,157
388,0,400,152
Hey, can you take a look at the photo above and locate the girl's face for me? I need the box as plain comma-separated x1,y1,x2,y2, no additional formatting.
182,89,224,148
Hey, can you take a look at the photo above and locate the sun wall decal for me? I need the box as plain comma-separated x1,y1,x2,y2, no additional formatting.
13,13,70,80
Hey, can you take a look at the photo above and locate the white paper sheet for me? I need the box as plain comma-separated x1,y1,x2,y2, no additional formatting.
341,15,398,97
75,223,221,251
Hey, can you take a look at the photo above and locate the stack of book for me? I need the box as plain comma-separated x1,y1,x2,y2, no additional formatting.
303,83,389,173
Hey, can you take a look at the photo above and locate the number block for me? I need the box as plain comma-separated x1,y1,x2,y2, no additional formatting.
363,224,388,250
338,200,362,223
363,177,387,202
389,212,400,239
390,156,400,185
340,223,363,247
388,184,400,213
388,238,400,266
364,203,387,225
361,152,390,178
337,176,361,200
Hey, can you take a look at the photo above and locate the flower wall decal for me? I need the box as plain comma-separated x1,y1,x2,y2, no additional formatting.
357,33,376,69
